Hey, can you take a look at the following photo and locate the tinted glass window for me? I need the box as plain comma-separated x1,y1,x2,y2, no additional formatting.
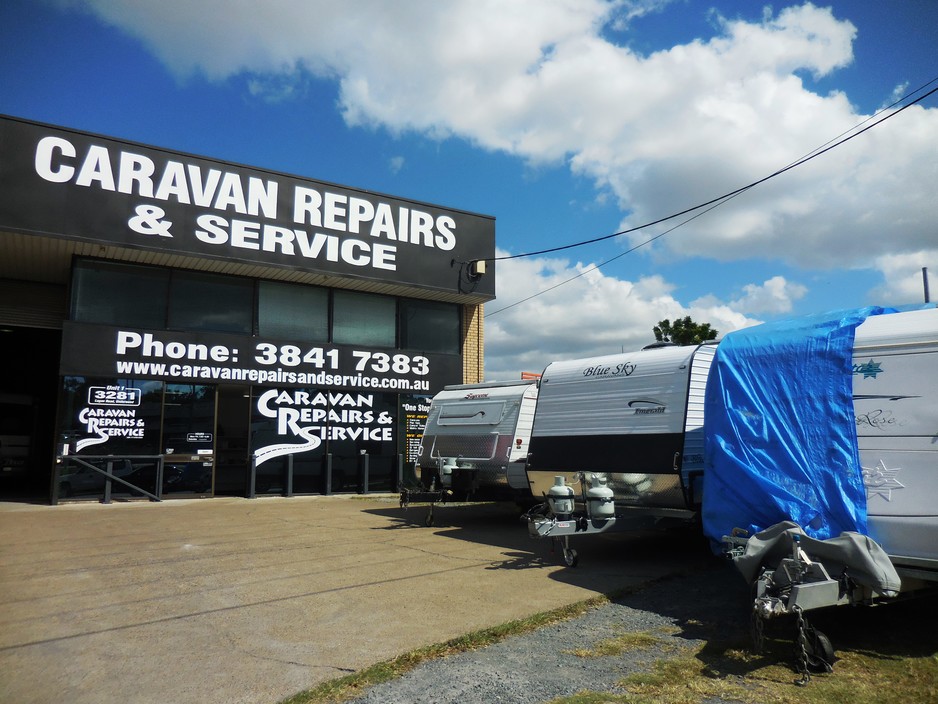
258,281,329,342
168,271,254,333
71,260,168,327
332,291,396,347
400,299,459,354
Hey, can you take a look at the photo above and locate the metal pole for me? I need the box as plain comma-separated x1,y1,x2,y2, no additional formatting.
248,454,256,498
286,454,294,497
359,451,369,494
103,459,113,504
924,267,931,303
324,453,332,495
51,453,64,506
156,456,164,500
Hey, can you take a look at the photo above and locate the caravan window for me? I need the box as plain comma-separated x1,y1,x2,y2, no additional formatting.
437,401,506,426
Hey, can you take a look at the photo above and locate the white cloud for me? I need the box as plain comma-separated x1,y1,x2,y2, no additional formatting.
721,275,808,314
388,155,405,174
67,0,937,278
868,251,938,307
483,250,758,379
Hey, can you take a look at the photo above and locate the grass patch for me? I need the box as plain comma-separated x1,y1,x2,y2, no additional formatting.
281,562,938,704
546,632,938,704
279,592,618,704
566,628,672,658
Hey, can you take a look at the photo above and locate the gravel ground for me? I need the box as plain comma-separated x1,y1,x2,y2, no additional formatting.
346,558,753,704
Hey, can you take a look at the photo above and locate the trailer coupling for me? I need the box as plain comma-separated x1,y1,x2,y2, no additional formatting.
523,473,696,568
523,497,623,567
722,525,906,683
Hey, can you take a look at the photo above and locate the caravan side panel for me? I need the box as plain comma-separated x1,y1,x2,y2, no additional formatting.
853,308,938,568
417,380,538,499
681,344,717,505
527,345,702,508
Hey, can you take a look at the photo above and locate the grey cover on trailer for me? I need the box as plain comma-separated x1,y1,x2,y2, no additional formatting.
735,521,901,596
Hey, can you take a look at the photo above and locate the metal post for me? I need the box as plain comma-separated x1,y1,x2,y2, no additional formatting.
248,454,257,498
51,453,63,506
103,459,113,504
286,454,294,497
156,456,164,500
396,454,404,492
359,451,369,494
324,453,333,495
924,267,931,303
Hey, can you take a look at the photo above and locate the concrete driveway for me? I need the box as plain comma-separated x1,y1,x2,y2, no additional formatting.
0,495,715,704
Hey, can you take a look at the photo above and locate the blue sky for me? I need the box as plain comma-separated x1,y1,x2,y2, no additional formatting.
2,0,936,379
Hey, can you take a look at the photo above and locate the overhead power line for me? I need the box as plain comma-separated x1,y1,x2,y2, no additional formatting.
485,77,938,264
484,76,938,318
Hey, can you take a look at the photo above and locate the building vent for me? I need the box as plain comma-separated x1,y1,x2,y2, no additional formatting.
0,280,68,329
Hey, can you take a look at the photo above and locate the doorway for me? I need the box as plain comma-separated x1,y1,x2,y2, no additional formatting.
0,326,60,501
214,385,251,496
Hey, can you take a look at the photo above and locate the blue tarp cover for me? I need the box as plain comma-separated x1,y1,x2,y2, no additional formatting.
702,306,896,548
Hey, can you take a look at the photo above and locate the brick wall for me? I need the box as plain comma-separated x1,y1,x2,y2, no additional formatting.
462,303,484,383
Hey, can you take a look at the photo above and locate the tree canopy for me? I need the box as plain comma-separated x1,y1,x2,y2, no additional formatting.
653,316,718,345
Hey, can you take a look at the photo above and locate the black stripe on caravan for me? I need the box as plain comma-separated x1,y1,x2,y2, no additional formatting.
527,433,685,474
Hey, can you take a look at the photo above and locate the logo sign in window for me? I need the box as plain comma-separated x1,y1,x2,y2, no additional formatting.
88,385,142,407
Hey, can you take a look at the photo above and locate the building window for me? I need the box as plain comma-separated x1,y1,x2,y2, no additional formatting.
168,271,254,334
258,281,329,342
400,299,459,354
71,260,169,327
71,261,461,358
332,290,396,347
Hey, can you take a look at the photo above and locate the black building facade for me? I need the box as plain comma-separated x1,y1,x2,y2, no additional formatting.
0,116,495,503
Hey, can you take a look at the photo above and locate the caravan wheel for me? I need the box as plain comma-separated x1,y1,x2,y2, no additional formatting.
563,547,578,567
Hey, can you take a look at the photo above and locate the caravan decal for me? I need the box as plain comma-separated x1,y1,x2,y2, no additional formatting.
628,399,666,415
582,362,636,378
862,460,905,501
853,359,883,378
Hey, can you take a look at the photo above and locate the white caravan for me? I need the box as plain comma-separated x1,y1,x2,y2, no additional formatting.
525,307,938,580
842,307,938,577
716,307,938,675
416,379,539,502
524,342,718,564
724,308,938,586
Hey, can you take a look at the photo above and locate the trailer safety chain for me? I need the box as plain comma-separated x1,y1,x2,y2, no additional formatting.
750,605,766,654
794,605,811,686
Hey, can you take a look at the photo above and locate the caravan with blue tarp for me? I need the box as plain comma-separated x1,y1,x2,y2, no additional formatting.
708,305,938,670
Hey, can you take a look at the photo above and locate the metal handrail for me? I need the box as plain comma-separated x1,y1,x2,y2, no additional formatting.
55,454,164,503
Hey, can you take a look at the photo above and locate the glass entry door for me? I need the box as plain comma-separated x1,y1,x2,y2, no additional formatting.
161,384,215,496
214,385,251,496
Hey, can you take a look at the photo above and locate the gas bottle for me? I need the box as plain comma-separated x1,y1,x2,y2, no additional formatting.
439,457,456,487
547,476,574,519
586,474,615,518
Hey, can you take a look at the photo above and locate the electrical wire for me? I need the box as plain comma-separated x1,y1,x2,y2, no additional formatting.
487,192,740,316
485,77,938,264
484,77,938,318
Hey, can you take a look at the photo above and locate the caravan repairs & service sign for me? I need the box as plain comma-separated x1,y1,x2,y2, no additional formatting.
0,116,495,298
